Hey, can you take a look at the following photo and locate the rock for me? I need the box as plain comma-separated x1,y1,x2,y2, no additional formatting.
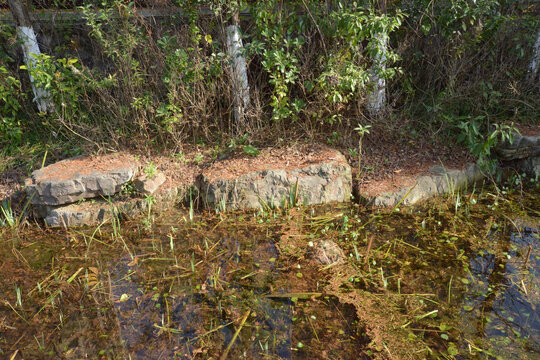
200,151,352,210
25,154,137,206
134,172,166,194
42,200,126,228
40,185,189,227
365,164,485,207
309,240,345,265
514,156,540,180
496,134,540,161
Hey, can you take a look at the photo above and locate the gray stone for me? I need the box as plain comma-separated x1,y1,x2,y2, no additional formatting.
496,134,540,161
366,164,485,207
134,172,166,194
200,155,352,210
25,155,137,206
41,185,190,227
515,156,540,180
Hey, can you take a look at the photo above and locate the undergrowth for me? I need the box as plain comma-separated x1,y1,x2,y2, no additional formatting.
0,0,538,162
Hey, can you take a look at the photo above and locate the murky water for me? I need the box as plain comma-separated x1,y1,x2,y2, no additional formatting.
0,181,538,359
460,224,539,359
106,230,366,359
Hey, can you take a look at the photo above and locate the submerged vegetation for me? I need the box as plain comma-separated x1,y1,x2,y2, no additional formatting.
0,173,538,359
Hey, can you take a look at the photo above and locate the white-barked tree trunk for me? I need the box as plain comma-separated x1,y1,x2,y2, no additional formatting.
366,30,388,117
226,16,250,131
528,29,540,82
8,0,52,113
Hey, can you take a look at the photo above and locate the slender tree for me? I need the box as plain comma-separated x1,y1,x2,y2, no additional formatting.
225,6,250,133
8,0,52,113
528,29,540,83
366,0,388,117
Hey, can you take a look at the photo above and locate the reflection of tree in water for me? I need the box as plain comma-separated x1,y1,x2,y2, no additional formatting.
467,228,540,356
219,237,293,359
110,237,294,359
110,258,221,359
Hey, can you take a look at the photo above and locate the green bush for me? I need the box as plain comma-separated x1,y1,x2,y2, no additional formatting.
0,65,24,146
1,0,537,155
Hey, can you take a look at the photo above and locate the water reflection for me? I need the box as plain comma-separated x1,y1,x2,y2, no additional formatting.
109,236,294,359
462,225,539,358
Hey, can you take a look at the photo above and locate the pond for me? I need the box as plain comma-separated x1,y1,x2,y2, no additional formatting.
0,176,538,359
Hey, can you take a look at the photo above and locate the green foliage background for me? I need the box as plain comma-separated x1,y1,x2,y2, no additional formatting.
0,0,538,158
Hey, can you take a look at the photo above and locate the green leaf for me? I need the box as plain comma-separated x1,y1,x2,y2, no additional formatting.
242,145,260,157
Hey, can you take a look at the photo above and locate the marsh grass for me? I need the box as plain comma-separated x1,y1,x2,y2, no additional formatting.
0,194,34,230
0,175,538,359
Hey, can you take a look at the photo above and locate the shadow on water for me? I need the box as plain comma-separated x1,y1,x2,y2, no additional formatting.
108,232,364,359
460,223,539,359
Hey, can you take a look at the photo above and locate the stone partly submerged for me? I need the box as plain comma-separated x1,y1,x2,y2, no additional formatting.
25,154,137,205
496,133,540,161
309,240,346,265
26,147,353,227
23,135,538,228
361,164,485,207
39,186,186,228
361,133,539,208
199,148,352,210
25,153,178,227
497,134,540,179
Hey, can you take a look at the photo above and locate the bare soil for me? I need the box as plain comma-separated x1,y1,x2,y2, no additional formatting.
29,153,136,182
202,144,347,181
2,124,538,204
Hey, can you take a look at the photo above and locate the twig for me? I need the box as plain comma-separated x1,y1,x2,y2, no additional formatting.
9,350,19,360
220,309,251,360
301,0,328,56
447,275,453,304
307,316,320,342
524,245,532,268
365,235,374,264
191,320,235,342
265,292,322,299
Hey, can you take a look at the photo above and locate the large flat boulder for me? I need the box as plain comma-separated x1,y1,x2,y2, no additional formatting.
25,154,137,205
199,147,352,210
39,185,190,227
496,134,540,161
363,164,485,207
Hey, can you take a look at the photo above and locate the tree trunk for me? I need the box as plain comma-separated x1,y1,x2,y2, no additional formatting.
528,29,540,83
366,0,388,117
8,0,52,113
366,30,388,117
226,11,250,132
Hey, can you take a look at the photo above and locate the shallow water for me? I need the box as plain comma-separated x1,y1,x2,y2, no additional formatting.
459,225,539,359
0,182,538,359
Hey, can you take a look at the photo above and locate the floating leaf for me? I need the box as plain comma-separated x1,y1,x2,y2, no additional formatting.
127,257,139,267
